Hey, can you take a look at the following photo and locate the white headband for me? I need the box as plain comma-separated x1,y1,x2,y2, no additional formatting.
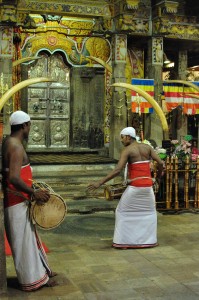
10,111,31,125
120,127,136,138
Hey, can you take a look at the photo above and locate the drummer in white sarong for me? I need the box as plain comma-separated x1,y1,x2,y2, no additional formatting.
87,127,164,249
2,111,58,291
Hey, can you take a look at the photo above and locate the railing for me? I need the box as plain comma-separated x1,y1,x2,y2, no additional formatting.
155,157,199,210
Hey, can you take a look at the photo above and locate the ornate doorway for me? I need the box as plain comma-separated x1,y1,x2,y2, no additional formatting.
26,52,70,151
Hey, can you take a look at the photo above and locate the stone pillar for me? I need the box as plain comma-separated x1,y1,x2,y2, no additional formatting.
0,180,6,294
110,34,127,159
145,37,164,146
177,50,188,140
178,50,187,81
0,26,14,294
1,59,13,137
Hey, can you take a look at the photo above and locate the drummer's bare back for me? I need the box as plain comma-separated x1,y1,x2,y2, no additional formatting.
126,142,160,164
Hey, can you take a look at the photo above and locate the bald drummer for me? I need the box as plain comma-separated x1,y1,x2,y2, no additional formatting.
88,126,164,249
2,110,58,291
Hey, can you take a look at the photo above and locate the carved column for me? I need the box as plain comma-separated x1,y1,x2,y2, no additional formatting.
110,34,127,160
178,50,187,81
0,54,12,296
177,50,188,140
145,37,164,145
0,61,13,295
0,22,15,294
0,180,6,294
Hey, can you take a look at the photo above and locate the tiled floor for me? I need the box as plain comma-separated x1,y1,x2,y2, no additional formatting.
2,210,199,299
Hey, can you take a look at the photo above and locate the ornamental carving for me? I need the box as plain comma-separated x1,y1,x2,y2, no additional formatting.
116,15,150,35
21,18,111,67
153,16,199,40
125,0,140,10
155,1,179,16
17,0,111,17
0,6,17,24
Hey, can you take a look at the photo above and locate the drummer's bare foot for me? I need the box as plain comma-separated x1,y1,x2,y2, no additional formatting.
45,278,58,287
49,272,58,278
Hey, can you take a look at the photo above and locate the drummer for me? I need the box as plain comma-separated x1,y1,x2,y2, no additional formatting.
87,126,164,249
2,110,58,291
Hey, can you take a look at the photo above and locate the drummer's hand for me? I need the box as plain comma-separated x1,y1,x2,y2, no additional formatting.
32,189,50,204
87,181,101,192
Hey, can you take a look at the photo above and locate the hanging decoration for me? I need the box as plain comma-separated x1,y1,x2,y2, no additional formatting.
131,78,154,113
163,81,199,115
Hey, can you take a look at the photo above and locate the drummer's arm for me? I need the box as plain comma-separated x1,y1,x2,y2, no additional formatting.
8,144,34,196
150,147,164,182
88,149,128,190
8,144,49,202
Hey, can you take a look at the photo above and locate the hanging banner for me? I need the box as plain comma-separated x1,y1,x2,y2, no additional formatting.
163,81,199,115
131,78,154,113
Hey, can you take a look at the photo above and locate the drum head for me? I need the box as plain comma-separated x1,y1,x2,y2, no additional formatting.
32,193,67,230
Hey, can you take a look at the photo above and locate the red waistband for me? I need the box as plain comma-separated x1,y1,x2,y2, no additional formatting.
128,162,153,187
4,164,32,208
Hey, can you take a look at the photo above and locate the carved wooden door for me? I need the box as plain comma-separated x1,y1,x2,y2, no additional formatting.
27,52,70,150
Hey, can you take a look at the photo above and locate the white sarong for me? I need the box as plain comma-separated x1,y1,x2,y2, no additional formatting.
113,185,157,248
4,201,52,291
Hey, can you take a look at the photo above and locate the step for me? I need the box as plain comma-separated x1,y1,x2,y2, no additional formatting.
31,163,123,205
32,163,117,178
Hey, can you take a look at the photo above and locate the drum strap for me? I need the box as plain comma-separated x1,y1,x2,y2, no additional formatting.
125,176,153,184
6,188,30,201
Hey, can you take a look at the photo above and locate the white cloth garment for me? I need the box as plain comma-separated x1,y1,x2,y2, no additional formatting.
4,201,52,291
10,110,30,125
120,127,136,138
113,185,157,248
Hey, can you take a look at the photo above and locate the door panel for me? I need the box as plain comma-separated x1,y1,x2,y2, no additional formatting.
27,52,70,151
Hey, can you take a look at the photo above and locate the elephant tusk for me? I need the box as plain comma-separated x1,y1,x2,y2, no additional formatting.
13,56,41,67
164,80,199,93
0,77,55,111
86,56,112,73
111,82,169,135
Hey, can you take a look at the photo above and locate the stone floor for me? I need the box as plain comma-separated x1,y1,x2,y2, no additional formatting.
2,208,199,300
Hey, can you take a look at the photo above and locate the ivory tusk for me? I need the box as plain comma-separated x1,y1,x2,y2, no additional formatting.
86,56,112,73
111,82,169,134
164,80,199,92
13,56,41,67
0,77,55,111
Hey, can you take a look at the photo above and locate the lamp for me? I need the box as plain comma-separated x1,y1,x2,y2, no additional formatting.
163,53,175,68
163,53,171,64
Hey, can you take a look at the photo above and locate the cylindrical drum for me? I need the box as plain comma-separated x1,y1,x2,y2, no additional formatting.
104,183,126,201
31,181,67,230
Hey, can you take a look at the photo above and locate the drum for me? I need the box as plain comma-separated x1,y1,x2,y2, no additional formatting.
31,193,67,230
104,179,159,201
104,183,126,201
31,181,67,230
